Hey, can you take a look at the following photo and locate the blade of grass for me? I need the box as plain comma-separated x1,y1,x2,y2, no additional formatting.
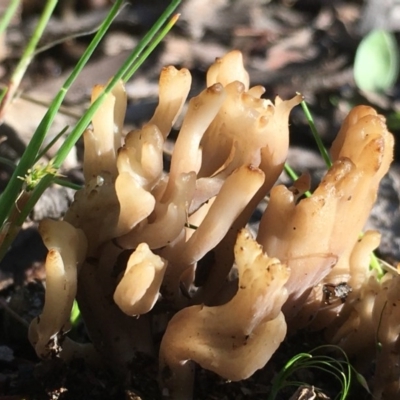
268,354,312,400
35,126,70,161
122,13,181,82
50,11,181,167
0,0,21,104
298,94,332,168
0,1,181,260
269,346,361,400
0,0,124,230
368,249,384,277
284,163,312,197
0,0,20,36
40,2,181,173
53,178,81,191
0,0,58,118
20,9,181,222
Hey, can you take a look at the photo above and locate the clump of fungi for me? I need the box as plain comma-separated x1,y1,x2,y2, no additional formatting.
28,50,398,399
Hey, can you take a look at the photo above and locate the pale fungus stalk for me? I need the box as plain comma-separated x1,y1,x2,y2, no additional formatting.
29,219,87,359
257,106,394,319
159,229,289,400
148,66,192,139
30,51,397,399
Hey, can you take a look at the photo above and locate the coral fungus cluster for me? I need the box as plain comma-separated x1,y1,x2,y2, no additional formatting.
28,51,397,399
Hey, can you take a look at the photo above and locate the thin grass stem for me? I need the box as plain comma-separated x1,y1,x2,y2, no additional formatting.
0,0,124,231
298,94,332,168
0,0,20,36
53,178,81,191
35,126,70,161
0,0,58,119
10,0,181,229
0,0,21,104
284,163,312,197
369,250,384,277
122,13,181,82
268,345,365,400
50,5,181,170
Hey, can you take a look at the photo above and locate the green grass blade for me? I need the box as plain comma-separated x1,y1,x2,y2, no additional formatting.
284,163,299,182
0,0,21,104
298,95,332,168
0,0,20,36
269,346,368,400
0,0,124,229
49,3,182,169
268,353,312,400
122,13,181,82
13,0,182,227
0,0,58,117
369,250,384,277
35,126,70,161
53,178,81,191
284,163,312,197
0,86,6,106
354,371,371,394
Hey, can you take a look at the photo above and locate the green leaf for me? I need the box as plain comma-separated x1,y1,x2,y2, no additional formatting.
70,300,81,326
354,29,399,92
354,372,371,394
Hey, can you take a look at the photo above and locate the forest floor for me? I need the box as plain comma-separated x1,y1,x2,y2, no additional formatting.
0,0,399,399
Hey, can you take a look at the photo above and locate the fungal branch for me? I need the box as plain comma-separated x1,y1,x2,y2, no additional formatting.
29,51,397,399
